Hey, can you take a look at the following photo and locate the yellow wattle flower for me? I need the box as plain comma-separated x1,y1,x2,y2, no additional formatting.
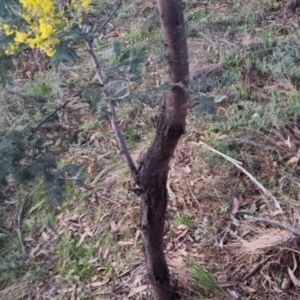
2,0,92,57
82,0,92,8
15,32,28,43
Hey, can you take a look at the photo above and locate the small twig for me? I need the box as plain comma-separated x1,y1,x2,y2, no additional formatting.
86,39,104,86
186,180,201,209
242,262,263,281
17,198,27,254
244,215,300,237
198,141,282,211
109,101,138,183
28,99,72,140
85,9,138,184
116,260,143,278
17,200,26,229
97,0,122,34
85,0,122,85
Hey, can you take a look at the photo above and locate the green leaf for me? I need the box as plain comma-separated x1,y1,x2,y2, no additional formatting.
75,179,85,187
128,47,145,79
118,49,130,62
0,0,19,18
46,181,65,206
0,130,84,206
221,72,239,86
0,51,14,86
0,160,12,180
192,96,217,117
51,43,79,67
112,39,122,57
60,27,91,43
51,26,95,67
28,161,46,178
113,46,145,80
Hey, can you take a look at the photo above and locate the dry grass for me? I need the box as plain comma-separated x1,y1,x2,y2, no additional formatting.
1,0,300,299
0,281,32,300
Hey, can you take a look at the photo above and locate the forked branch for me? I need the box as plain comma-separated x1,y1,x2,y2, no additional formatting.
85,4,138,184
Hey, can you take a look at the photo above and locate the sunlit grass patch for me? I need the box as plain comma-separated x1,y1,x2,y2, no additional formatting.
176,213,194,229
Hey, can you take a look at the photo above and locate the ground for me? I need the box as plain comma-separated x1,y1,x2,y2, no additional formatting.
1,0,300,299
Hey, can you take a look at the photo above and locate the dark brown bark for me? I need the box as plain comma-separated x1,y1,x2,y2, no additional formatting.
137,0,189,299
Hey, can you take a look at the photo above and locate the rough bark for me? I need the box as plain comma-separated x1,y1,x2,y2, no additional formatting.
137,0,189,299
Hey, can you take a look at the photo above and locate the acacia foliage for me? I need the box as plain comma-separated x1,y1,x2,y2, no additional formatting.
0,131,84,205
0,1,147,205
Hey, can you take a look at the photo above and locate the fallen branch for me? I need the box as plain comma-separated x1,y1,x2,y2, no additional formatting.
244,215,300,237
197,141,282,211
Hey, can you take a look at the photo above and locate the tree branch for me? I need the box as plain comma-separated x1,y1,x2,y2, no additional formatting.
109,101,138,183
85,39,104,86
97,0,122,34
85,4,138,184
85,0,122,85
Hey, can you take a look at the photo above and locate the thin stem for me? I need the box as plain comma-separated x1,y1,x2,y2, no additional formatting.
109,101,138,183
28,99,73,140
97,0,122,34
197,141,282,211
85,39,104,86
85,2,138,184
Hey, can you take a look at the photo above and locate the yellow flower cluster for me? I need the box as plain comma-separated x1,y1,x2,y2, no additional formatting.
71,0,92,10
71,0,92,25
0,0,92,57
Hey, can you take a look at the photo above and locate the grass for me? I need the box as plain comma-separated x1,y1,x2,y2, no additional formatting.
1,0,300,299
189,263,227,298
176,213,194,228
55,239,96,282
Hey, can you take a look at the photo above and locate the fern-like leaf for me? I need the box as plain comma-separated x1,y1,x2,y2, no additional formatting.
0,160,12,180
192,96,217,118
51,26,95,67
0,0,19,18
51,43,79,68
46,179,65,206
128,47,145,80
112,39,122,57
221,72,239,86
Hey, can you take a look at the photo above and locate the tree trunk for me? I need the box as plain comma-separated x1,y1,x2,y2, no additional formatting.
137,0,189,299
